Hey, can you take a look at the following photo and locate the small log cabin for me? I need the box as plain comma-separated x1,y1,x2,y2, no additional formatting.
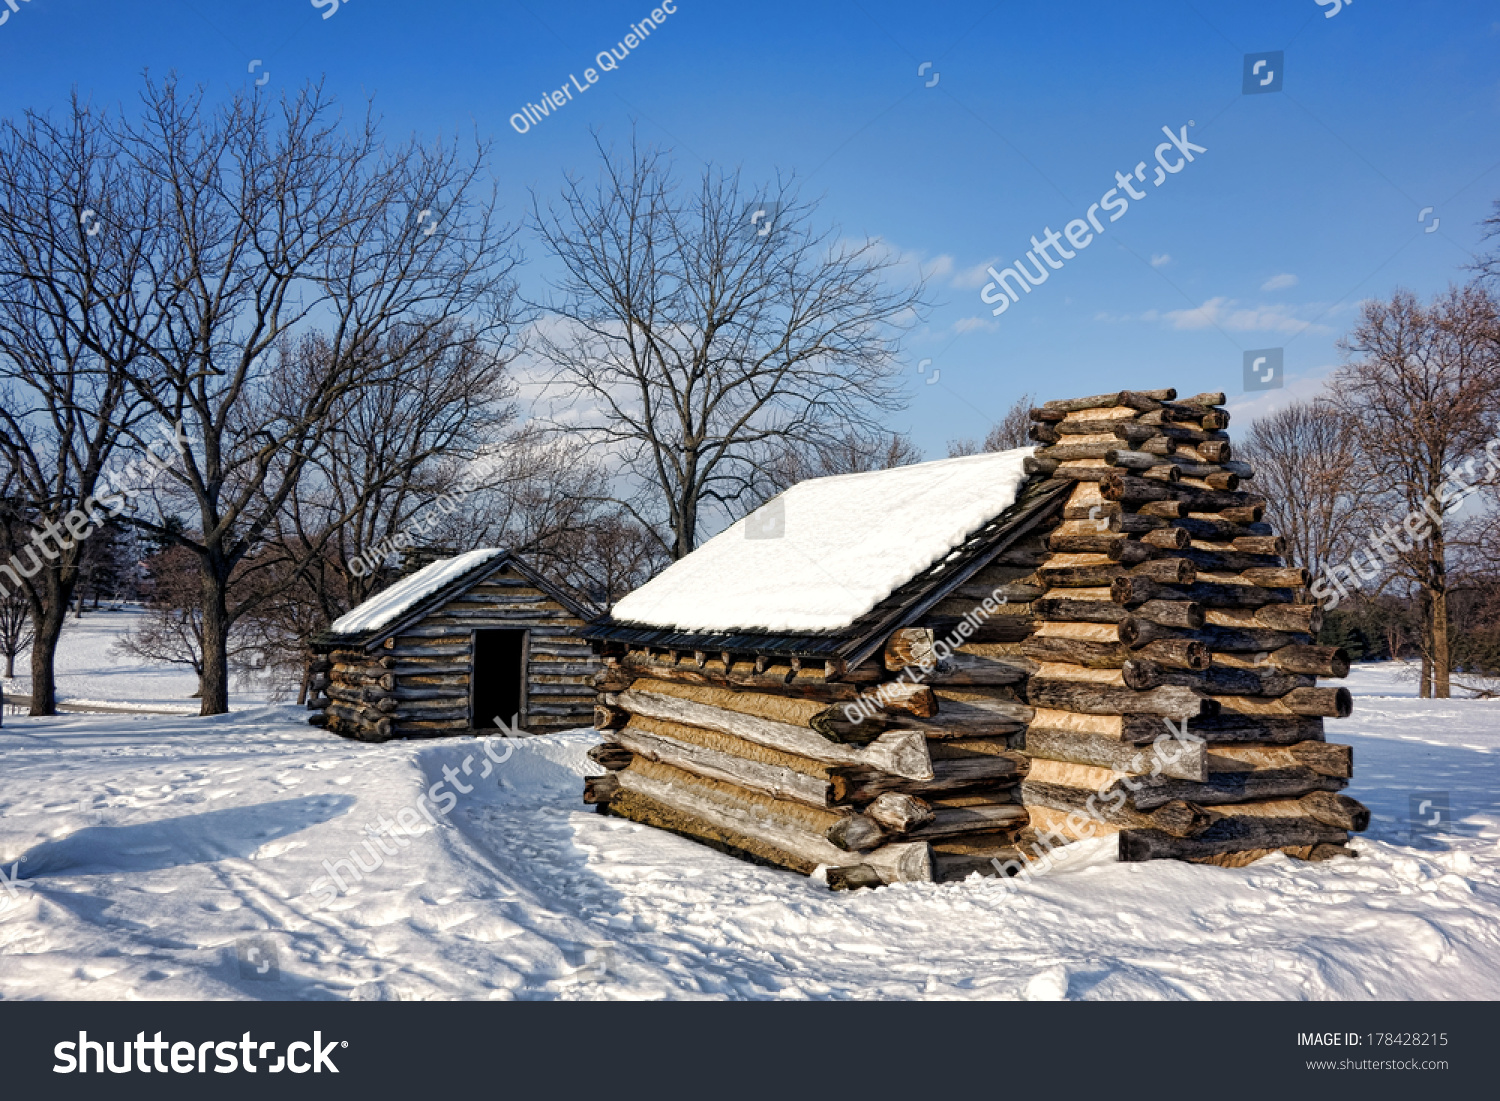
309,550,600,741
581,389,1367,888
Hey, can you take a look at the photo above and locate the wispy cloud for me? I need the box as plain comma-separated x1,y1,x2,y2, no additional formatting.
952,316,998,334
1150,253,1171,268
1140,296,1330,336
1260,272,1299,291
1225,371,1335,425
951,258,1000,290
924,253,955,281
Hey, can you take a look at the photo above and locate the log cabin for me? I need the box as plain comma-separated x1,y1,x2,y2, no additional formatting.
581,389,1367,888
308,549,600,741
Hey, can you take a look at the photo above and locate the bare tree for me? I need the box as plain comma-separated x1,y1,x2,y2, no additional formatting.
532,133,927,558
1237,399,1370,577
107,78,523,714
282,323,519,620
758,429,923,497
946,392,1033,457
1475,194,1500,285
0,95,159,714
0,588,31,680
1328,284,1500,697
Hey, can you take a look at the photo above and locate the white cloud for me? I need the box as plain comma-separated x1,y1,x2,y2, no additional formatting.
1156,296,1329,336
924,254,955,281
1224,371,1336,425
1150,253,1171,268
952,316,998,334
1261,272,1299,291
951,259,1000,290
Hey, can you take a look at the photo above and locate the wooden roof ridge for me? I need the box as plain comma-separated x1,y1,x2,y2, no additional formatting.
312,549,597,651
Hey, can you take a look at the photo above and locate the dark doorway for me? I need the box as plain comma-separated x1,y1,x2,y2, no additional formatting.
471,629,527,731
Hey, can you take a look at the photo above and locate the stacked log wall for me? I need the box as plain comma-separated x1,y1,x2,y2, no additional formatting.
311,562,599,741
1019,388,1366,865
585,651,1037,887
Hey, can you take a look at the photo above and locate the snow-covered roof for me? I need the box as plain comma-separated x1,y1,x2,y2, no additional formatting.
328,549,508,637
611,448,1034,635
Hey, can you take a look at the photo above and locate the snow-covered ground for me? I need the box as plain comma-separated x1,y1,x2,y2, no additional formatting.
0,653,1497,1001
2,606,273,713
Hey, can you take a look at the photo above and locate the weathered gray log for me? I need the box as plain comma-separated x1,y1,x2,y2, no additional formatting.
582,772,621,804
1020,725,1207,781
1279,687,1353,718
1121,659,1313,698
1119,617,1308,654
1299,791,1370,831
1118,818,1346,862
587,742,635,771
887,692,1033,737
1031,596,1204,629
1238,603,1323,634
613,725,839,809
1172,516,1267,541
1271,644,1350,678
1021,781,1214,838
1119,768,1347,811
1036,440,1118,462
1041,389,1173,413
833,755,1024,802
1207,741,1352,778
1112,576,1295,609
1099,474,1181,503
827,815,888,853
866,793,935,833
826,864,885,891
1038,557,1195,587
1181,391,1227,407
616,687,934,780
1231,534,1285,556
594,703,630,731
1026,678,1217,718
1049,531,1124,555
1021,635,1208,672
1168,547,1284,574
907,803,1028,840
1120,712,1324,745
606,765,933,884
332,667,397,691
327,683,391,707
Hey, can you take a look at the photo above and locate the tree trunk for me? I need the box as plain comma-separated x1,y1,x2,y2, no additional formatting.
199,559,232,716
28,603,65,716
296,658,312,707
4,652,13,678
1430,536,1451,698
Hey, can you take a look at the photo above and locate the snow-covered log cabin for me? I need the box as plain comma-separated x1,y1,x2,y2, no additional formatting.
581,389,1367,888
308,550,600,741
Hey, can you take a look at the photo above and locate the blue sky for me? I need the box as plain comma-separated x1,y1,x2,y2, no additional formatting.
3,0,1498,455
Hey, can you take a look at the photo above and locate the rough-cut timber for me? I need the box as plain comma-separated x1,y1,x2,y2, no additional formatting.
580,387,1365,887
309,551,600,741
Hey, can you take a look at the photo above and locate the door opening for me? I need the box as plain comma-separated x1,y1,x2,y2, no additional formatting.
471,629,527,731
